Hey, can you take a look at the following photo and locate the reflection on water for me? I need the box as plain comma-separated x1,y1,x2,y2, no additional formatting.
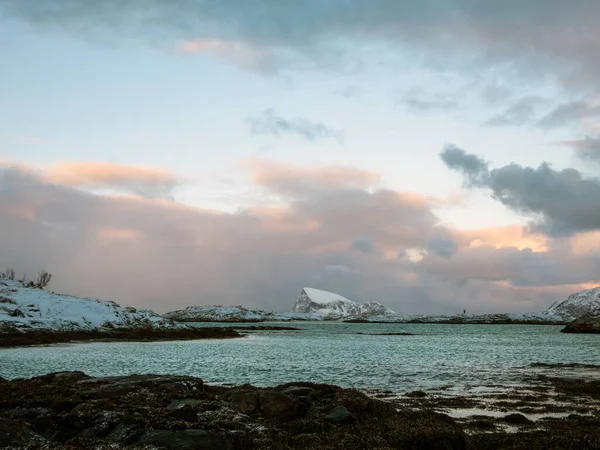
1,323,598,393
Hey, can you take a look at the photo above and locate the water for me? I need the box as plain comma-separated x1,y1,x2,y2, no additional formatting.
1,323,598,393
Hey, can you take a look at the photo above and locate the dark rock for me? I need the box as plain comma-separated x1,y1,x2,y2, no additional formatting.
169,405,199,422
168,399,205,410
502,413,533,425
0,417,46,447
137,429,232,450
259,391,300,420
326,405,355,423
85,382,141,399
406,390,428,398
561,314,600,333
106,423,139,444
230,391,259,414
281,386,315,397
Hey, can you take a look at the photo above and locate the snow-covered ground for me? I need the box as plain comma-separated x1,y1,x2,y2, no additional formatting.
356,312,565,324
545,287,600,321
0,279,182,332
163,305,323,322
292,287,395,320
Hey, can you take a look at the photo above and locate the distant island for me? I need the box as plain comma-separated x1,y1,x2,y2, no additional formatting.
2,273,600,348
163,286,600,326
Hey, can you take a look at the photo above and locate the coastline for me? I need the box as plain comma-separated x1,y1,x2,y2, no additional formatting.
1,367,598,449
0,327,242,348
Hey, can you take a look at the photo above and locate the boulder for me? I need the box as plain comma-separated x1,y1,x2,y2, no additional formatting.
561,314,600,333
259,391,300,420
280,386,315,397
325,405,355,424
137,429,233,450
169,406,199,422
230,391,259,414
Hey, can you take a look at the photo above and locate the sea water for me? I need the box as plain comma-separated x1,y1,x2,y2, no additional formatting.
1,323,598,393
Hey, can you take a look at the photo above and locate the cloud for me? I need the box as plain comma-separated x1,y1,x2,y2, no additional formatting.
46,161,181,198
401,90,459,114
561,136,600,163
248,109,344,143
440,145,489,186
427,232,458,259
484,97,540,126
178,38,283,74
537,100,600,128
2,159,600,315
441,146,600,236
5,0,600,88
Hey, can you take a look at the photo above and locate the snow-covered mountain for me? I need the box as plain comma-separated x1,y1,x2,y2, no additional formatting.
0,279,181,332
291,287,395,320
544,286,600,321
163,305,323,322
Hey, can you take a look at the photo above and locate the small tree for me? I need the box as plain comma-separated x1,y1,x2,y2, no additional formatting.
5,268,15,280
36,271,52,289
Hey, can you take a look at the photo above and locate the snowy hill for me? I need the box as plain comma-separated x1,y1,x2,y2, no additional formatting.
291,287,395,320
349,312,565,324
163,305,322,322
0,279,181,333
545,287,600,321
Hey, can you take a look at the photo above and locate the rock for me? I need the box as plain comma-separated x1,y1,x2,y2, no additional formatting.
51,371,88,381
85,382,141,399
137,429,232,450
561,314,600,333
326,405,355,423
259,391,300,420
0,417,47,447
230,391,259,414
167,399,205,410
502,413,533,425
106,423,139,444
169,405,199,422
280,386,315,397
406,390,428,398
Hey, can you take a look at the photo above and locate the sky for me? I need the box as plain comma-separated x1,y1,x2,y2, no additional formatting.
1,1,600,314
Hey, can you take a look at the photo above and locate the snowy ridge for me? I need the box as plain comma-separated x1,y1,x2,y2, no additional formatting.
544,287,600,321
353,312,565,324
292,287,395,320
0,279,182,332
163,305,323,322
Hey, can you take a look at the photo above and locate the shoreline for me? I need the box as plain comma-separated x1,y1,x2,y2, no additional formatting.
0,327,242,348
0,368,598,449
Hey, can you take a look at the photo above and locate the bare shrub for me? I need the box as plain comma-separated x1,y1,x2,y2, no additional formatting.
4,269,15,280
36,271,52,289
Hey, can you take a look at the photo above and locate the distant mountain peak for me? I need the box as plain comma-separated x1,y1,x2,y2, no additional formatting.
292,287,394,320
545,286,600,321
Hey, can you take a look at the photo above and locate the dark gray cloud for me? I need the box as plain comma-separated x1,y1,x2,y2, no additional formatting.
562,136,600,163
440,145,490,187
441,146,600,236
4,162,598,315
248,109,344,143
427,233,458,259
4,0,600,87
350,237,375,254
537,100,600,128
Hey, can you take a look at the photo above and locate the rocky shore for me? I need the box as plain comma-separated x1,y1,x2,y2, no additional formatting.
0,327,242,348
561,314,600,333
0,369,598,449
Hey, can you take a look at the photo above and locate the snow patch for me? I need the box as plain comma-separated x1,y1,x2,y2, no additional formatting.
0,279,183,333
292,287,395,320
544,287,600,321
